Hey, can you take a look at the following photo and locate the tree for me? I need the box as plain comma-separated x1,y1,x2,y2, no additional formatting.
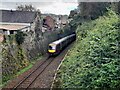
15,31,27,45
68,10,78,18
78,2,111,20
16,4,36,11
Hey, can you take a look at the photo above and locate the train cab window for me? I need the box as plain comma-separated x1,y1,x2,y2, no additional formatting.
49,46,52,50
49,45,56,50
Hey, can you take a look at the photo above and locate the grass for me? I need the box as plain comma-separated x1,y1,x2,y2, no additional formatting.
1,54,43,88
16,63,33,77
1,63,33,88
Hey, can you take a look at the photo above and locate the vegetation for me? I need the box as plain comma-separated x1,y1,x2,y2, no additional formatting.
16,4,36,11
79,2,111,20
1,63,32,88
2,47,29,82
1,25,46,88
1,47,42,88
55,10,120,88
15,31,27,45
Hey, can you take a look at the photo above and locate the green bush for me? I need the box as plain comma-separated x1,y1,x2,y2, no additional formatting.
56,10,120,88
1,47,29,86
15,31,27,45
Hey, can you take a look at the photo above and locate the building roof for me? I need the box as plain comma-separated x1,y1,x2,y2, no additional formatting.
0,10,36,23
0,24,29,31
44,16,55,21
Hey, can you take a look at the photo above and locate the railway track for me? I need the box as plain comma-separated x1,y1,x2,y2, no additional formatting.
3,41,75,89
12,56,54,89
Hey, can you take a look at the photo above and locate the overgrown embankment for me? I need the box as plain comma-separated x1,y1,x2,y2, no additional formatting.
55,10,120,88
0,29,59,87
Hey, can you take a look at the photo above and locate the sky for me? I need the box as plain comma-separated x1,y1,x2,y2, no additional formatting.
0,0,78,15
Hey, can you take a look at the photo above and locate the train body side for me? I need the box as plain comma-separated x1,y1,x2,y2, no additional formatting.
48,34,76,55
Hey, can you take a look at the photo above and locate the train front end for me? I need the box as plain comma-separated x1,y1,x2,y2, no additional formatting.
48,43,56,55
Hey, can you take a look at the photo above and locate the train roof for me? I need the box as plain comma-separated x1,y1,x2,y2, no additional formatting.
49,34,75,45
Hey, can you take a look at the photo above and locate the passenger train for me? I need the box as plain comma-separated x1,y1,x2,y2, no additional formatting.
48,34,76,55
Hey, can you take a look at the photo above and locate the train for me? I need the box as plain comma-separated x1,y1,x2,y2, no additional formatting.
48,33,76,55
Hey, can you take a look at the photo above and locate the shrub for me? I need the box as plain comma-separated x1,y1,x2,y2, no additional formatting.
56,10,120,88
15,31,27,45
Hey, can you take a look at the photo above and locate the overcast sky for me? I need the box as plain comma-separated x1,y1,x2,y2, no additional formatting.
0,0,78,15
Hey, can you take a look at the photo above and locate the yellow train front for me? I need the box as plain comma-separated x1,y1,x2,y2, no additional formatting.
48,43,61,55
48,34,76,56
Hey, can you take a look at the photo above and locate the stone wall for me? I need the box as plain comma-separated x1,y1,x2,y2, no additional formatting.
22,29,59,60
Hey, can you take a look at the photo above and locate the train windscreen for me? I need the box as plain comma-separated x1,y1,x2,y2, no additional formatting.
49,45,55,50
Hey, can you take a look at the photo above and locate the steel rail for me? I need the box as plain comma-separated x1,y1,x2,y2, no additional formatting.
13,56,51,89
